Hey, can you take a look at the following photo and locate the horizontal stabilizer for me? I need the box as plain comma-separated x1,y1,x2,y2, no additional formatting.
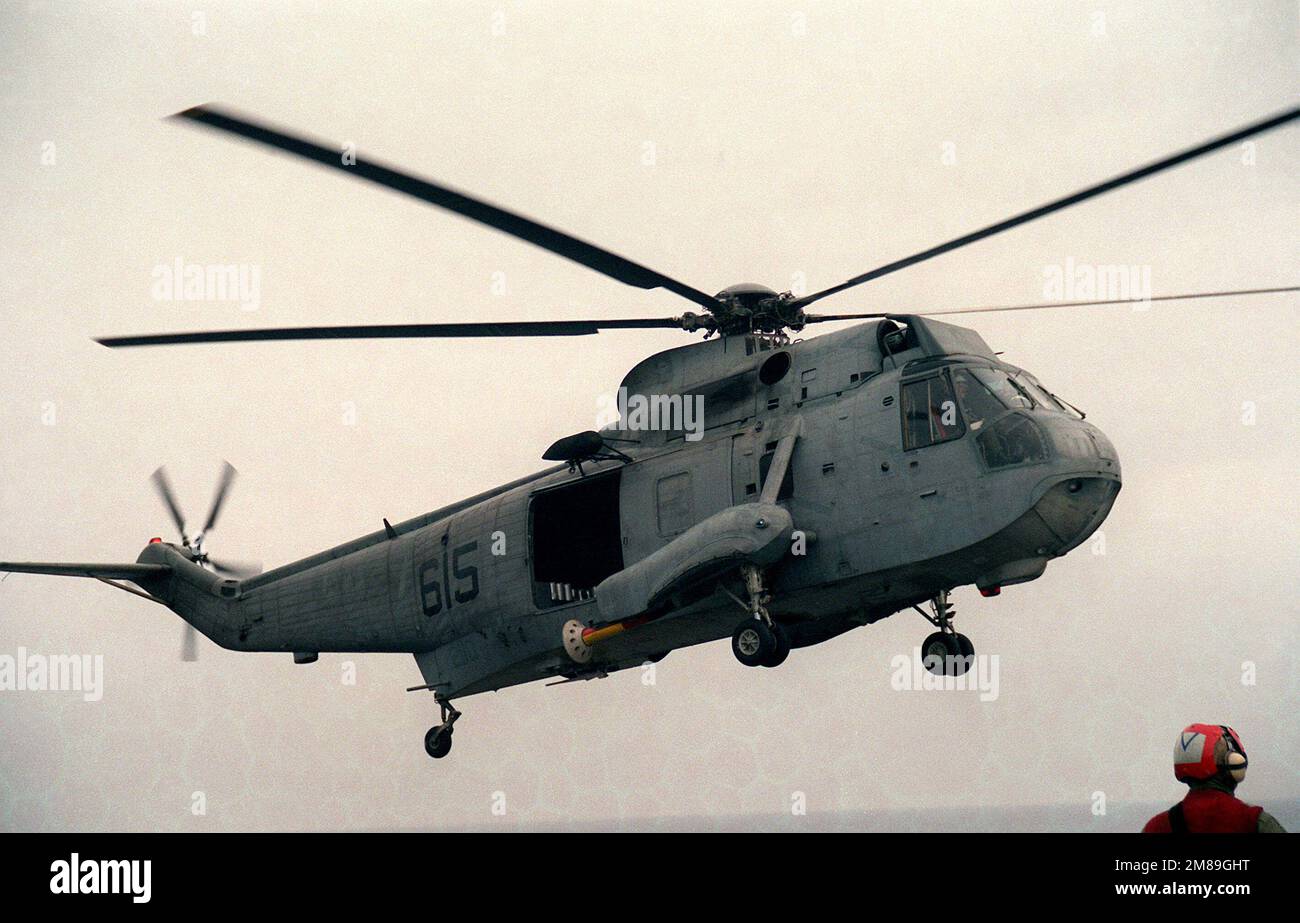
0,561,170,580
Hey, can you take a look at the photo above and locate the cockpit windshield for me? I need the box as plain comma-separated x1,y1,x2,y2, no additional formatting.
1013,371,1085,417
952,368,1019,431
903,365,1084,452
1011,374,1062,411
955,365,1081,419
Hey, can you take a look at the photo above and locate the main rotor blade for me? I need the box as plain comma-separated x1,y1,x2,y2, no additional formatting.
802,285,1300,323
97,317,688,348
200,461,237,536
172,104,722,311
792,106,1300,309
150,467,187,539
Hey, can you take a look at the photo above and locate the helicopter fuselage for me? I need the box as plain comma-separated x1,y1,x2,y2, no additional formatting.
130,316,1120,699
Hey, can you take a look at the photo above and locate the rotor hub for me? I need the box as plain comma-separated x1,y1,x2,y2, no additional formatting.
705,283,806,337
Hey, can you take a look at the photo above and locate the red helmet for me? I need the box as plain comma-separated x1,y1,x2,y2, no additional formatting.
1173,723,1248,784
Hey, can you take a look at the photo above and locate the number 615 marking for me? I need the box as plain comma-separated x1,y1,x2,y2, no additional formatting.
418,540,479,616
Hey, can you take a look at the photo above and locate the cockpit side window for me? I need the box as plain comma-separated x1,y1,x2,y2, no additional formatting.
901,372,964,450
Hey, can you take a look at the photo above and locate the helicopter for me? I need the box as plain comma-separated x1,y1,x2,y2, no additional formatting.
2,104,1297,760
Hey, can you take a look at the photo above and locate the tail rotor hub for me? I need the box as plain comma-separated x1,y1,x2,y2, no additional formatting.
150,462,259,579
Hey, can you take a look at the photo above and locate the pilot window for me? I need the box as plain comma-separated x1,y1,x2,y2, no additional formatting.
977,413,1050,469
968,367,1033,411
901,372,964,450
951,368,1009,432
1013,373,1068,413
967,365,1074,416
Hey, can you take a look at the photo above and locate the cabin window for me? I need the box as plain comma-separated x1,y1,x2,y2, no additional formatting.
900,372,965,450
529,472,624,609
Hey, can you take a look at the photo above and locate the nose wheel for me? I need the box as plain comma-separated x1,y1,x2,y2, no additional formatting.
914,590,975,677
424,695,461,759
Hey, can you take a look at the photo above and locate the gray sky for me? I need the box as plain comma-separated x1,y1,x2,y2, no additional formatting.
0,0,1296,830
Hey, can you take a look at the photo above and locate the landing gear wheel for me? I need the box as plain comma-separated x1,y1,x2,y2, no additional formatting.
424,694,461,760
732,620,776,667
922,631,957,673
915,590,974,677
921,631,974,677
762,622,790,668
425,725,453,759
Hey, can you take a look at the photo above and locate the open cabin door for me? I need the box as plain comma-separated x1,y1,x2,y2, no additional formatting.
528,470,624,610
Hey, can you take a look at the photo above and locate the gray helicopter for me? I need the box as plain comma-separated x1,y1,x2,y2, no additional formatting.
3,105,1296,759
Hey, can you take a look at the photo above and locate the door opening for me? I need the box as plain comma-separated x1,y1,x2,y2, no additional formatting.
529,471,624,608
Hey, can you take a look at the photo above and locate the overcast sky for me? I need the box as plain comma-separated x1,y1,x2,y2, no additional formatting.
1,1,1296,830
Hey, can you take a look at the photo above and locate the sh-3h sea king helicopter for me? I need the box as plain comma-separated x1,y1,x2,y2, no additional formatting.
3,105,1298,759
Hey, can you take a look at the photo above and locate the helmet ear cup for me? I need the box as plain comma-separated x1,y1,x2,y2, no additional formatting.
1226,751,1248,783
1220,726,1248,783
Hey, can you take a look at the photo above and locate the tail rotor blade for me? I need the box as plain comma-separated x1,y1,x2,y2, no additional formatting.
208,557,262,579
201,462,238,536
150,467,188,541
151,462,255,587
181,623,198,662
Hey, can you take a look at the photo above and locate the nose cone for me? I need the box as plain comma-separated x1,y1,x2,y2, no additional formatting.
1033,475,1121,554
1032,419,1121,553
971,417,1121,591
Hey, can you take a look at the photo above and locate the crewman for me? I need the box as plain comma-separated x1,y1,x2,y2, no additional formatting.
1143,723,1286,833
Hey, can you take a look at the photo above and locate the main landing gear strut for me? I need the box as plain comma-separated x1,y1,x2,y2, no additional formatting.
914,589,975,677
729,565,790,668
424,694,461,759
